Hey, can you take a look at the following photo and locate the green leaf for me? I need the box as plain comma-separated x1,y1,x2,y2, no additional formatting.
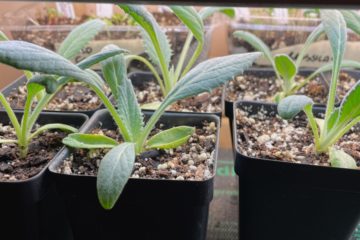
321,10,347,111
101,45,143,141
57,48,126,87
63,133,118,149
119,5,172,68
329,147,357,169
170,6,204,44
274,54,296,91
0,41,93,86
141,101,162,110
341,10,360,36
97,142,135,209
58,19,105,60
199,7,235,20
146,126,194,150
30,123,78,140
327,108,340,131
277,95,314,119
162,52,261,107
307,60,360,81
76,47,129,70
0,31,8,41
233,31,273,66
337,80,360,127
28,75,59,94
295,24,324,67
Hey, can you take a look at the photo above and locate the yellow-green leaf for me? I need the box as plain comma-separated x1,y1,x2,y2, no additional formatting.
146,126,195,150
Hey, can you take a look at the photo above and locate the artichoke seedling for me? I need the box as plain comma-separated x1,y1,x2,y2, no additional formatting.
278,10,360,169
234,9,360,102
0,39,260,209
118,5,235,102
0,10,261,209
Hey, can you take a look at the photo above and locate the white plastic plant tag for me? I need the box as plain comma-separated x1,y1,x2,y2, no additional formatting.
56,2,75,19
96,4,113,18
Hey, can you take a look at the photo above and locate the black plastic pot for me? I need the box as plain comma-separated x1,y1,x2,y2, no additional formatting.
128,71,224,119
49,109,220,240
1,75,106,116
0,110,88,240
225,67,360,146
233,101,360,240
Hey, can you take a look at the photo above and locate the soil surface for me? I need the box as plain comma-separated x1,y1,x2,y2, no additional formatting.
0,123,67,181
58,121,217,181
226,71,357,105
133,78,223,113
235,106,360,166
7,82,105,111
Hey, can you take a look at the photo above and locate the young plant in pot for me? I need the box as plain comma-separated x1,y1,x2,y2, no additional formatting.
226,9,360,114
0,49,92,240
3,19,109,114
3,37,259,238
118,5,234,115
234,10,360,240
58,47,259,240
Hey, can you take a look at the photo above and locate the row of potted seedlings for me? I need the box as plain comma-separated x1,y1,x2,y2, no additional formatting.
0,6,360,240
0,5,243,240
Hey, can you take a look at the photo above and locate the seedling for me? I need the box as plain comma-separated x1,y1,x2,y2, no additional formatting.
0,21,127,158
0,37,260,209
118,5,235,101
233,10,360,102
278,10,359,169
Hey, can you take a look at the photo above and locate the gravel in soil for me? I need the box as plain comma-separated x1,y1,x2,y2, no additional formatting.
226,71,357,104
0,124,67,181
7,82,105,111
58,121,217,181
134,78,223,113
235,106,360,166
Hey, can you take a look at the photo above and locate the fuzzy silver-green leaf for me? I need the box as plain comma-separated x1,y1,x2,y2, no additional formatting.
278,95,314,119
97,142,135,210
101,45,143,141
233,31,273,66
119,5,172,68
0,41,93,86
341,10,360,36
162,52,261,107
170,6,204,44
337,81,360,127
58,19,105,60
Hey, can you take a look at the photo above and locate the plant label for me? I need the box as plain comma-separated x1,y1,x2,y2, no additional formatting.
55,3,75,19
96,4,113,18
256,40,360,68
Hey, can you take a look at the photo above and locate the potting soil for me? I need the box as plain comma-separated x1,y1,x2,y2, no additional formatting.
209,117,360,240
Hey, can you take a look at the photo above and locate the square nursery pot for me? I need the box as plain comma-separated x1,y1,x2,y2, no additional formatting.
127,71,224,119
0,110,88,240
1,75,107,116
233,100,360,240
225,67,360,145
49,109,220,240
